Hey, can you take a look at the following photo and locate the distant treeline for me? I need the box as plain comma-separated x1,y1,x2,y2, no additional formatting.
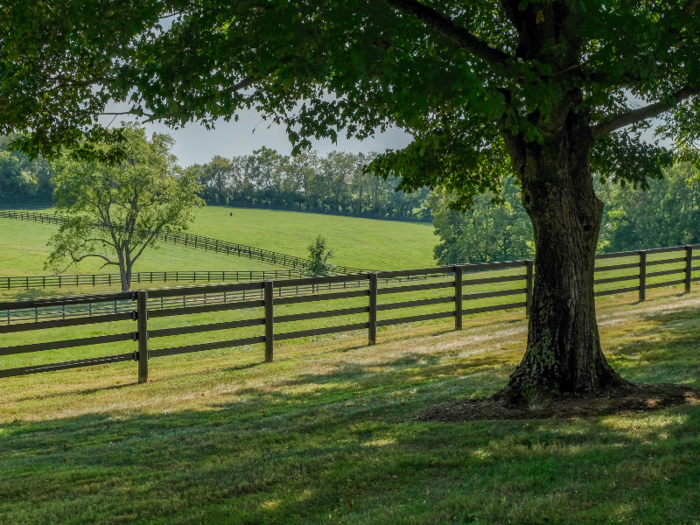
597,163,700,253
185,148,432,222
431,164,700,265
3,131,699,260
0,135,54,204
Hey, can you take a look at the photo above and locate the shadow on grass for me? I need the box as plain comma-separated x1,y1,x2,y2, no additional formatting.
235,352,511,395
1,381,698,524
2,304,700,523
606,304,700,387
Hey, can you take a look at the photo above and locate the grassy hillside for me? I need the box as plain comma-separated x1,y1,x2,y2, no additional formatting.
188,206,436,270
1,288,699,524
0,219,288,277
0,206,437,277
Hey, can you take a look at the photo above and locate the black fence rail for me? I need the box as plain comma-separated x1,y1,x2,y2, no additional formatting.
1,242,699,382
1,243,699,327
1,269,304,290
0,271,448,325
0,210,366,273
0,261,526,380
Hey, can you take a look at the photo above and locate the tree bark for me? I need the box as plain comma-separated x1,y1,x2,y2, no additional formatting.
117,250,131,292
500,103,628,403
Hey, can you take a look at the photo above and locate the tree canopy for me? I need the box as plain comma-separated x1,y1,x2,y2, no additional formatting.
3,1,697,184
47,125,203,291
431,177,533,264
0,135,53,204
598,163,700,252
304,235,336,276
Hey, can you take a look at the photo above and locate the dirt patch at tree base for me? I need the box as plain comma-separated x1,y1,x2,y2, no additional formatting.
415,383,700,422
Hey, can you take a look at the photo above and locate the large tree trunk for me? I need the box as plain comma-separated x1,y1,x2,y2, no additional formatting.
500,105,628,403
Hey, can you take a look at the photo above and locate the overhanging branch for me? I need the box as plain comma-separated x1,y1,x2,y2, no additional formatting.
593,87,700,140
141,76,259,124
231,77,258,92
384,0,511,67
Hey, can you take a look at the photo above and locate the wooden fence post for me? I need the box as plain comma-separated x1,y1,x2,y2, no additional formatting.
454,265,463,330
136,290,149,383
685,245,692,294
639,250,647,302
368,273,378,345
264,281,274,362
525,260,534,318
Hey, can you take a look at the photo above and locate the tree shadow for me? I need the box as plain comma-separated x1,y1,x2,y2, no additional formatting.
2,301,700,523
1,376,698,524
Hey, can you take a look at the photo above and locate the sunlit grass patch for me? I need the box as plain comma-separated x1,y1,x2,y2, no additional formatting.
0,291,700,523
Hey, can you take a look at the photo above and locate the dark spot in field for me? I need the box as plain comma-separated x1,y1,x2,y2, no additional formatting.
414,383,700,421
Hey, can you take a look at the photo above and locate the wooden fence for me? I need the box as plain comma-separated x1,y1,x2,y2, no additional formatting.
1,273,441,326
0,210,365,273
1,269,304,290
1,242,699,382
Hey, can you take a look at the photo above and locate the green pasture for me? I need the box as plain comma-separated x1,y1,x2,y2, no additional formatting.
0,219,282,278
1,285,700,524
1,206,691,289
0,205,436,284
185,206,436,270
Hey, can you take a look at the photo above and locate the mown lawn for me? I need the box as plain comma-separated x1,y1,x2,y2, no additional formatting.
1,287,699,524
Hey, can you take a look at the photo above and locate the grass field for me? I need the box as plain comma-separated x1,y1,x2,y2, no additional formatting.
1,286,699,524
0,206,436,282
187,206,437,270
0,219,285,277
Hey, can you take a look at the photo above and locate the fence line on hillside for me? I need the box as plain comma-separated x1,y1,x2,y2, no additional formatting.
1,269,304,290
1,242,699,382
0,210,366,273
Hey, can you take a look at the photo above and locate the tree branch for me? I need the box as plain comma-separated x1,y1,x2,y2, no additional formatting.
68,253,118,267
55,253,119,273
100,111,154,119
593,87,700,140
231,77,258,93
384,0,511,67
130,229,162,265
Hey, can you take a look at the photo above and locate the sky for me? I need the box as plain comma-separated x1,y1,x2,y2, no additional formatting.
99,98,672,168
103,107,413,167
113,15,409,167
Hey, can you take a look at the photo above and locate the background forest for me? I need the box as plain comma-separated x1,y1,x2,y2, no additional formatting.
0,135,53,204
185,148,433,222
2,136,698,264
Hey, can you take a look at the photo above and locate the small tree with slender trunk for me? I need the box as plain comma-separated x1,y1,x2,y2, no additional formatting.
304,235,336,276
46,126,203,292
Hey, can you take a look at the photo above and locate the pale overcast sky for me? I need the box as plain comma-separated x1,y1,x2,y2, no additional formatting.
103,107,412,167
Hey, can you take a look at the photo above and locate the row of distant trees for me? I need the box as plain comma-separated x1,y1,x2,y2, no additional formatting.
0,135,54,204
185,148,432,222
430,164,700,265
3,132,700,265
